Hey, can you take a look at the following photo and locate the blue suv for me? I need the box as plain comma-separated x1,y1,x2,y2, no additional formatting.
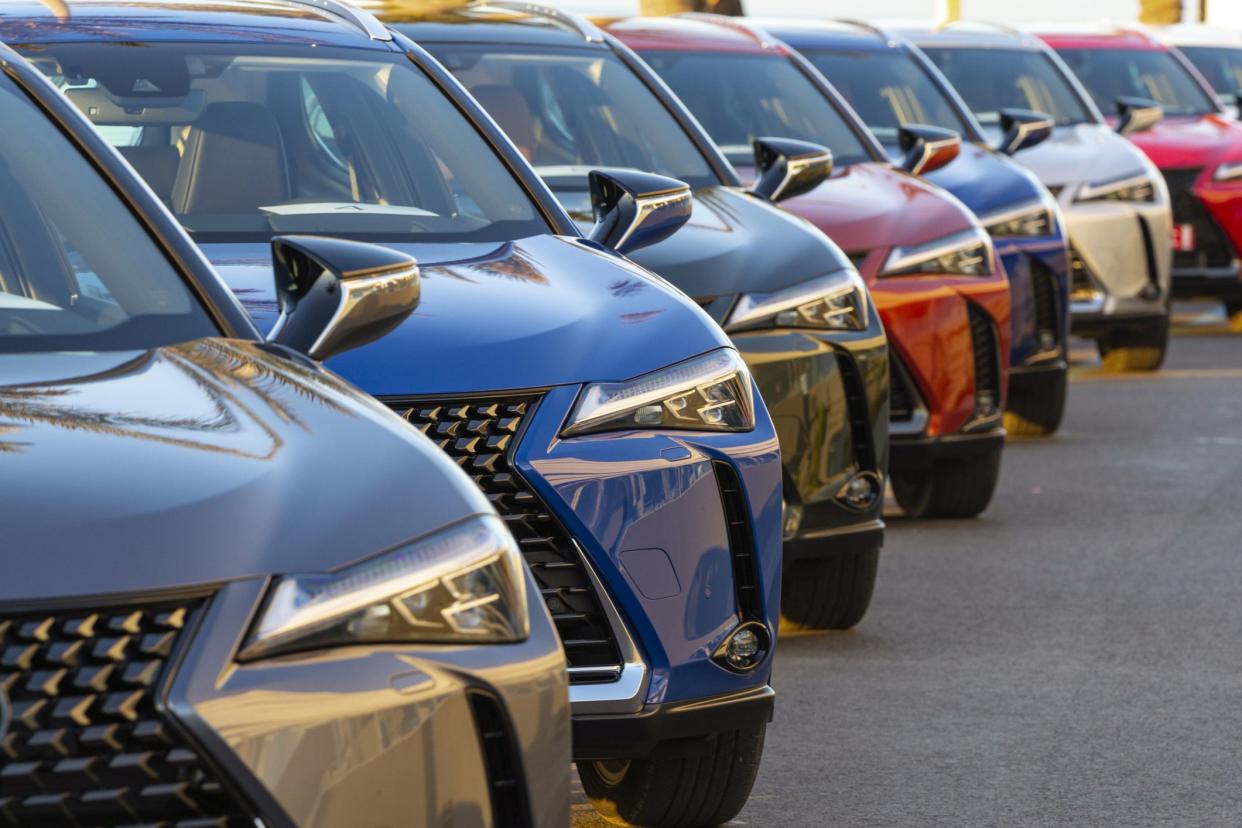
3,2,783,824
768,19,1073,435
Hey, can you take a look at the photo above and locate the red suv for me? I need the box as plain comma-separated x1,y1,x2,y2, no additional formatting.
1043,26,1242,325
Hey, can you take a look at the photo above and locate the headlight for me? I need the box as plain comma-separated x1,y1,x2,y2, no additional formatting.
725,268,868,332
981,198,1057,238
240,514,528,660
1214,160,1242,182
1074,173,1156,203
881,227,994,277
562,348,754,437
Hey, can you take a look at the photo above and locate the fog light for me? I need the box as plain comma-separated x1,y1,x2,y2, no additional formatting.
836,472,881,511
714,622,770,672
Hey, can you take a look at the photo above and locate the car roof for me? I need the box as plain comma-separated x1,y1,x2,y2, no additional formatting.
0,0,387,46
375,2,609,47
898,20,1047,50
602,15,773,54
1033,23,1167,51
750,18,896,52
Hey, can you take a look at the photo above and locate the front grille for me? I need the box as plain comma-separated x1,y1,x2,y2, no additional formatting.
1164,167,1236,270
967,302,1002,410
1030,258,1062,351
467,691,530,828
888,352,919,423
386,396,622,679
713,461,762,622
0,601,251,827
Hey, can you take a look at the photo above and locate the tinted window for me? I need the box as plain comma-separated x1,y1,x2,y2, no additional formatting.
640,51,874,168
923,47,1094,126
1165,46,1242,97
1055,47,1218,118
25,42,548,244
800,47,971,148
427,44,717,191
0,73,214,352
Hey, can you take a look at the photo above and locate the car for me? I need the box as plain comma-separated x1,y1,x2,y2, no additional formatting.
0,39,571,828
3,2,786,827
606,14,1014,519
910,22,1175,371
766,18,1072,437
1040,24,1242,331
385,4,891,639
1164,24,1242,116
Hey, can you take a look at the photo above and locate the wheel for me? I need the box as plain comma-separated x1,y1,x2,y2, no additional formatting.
781,541,880,630
578,725,766,827
1225,300,1242,333
892,439,1003,519
1096,314,1169,372
1004,367,1068,437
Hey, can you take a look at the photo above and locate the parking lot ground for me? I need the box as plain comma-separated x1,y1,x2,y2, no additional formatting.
573,304,1242,827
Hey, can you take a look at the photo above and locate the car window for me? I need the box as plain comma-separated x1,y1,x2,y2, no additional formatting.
425,42,719,192
922,47,1094,126
25,42,549,244
639,51,875,168
0,73,215,353
798,47,972,149
1056,47,1219,118
1177,46,1242,95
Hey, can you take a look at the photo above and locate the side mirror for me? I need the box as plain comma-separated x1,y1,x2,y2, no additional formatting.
750,137,833,202
997,108,1054,155
1116,97,1163,136
588,168,692,255
897,125,961,176
268,235,420,361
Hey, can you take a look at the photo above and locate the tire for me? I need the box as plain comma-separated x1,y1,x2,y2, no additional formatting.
1096,314,1169,372
781,542,880,630
1004,367,1068,437
578,725,766,827
892,439,1003,519
1225,300,1242,333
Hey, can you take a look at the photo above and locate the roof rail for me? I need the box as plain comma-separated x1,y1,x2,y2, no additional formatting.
834,18,895,42
678,13,778,48
281,0,391,41
475,2,604,43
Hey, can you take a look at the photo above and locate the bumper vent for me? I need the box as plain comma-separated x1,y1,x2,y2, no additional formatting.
967,302,1002,416
386,396,622,680
835,352,877,470
713,460,763,622
0,601,251,827
1164,167,1236,271
467,691,530,828
1030,258,1063,352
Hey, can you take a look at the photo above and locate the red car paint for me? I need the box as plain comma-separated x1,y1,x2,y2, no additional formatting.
609,17,1011,439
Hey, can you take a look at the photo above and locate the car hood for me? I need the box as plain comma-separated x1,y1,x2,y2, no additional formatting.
204,234,728,397
921,142,1048,217
987,122,1155,190
1126,114,1242,171
746,161,978,256
0,340,489,602
555,185,852,299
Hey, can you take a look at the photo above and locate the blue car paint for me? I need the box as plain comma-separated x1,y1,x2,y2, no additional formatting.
1,2,784,716
774,25,1072,370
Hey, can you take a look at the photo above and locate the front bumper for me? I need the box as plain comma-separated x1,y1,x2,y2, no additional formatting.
1162,166,1242,303
995,238,1070,370
890,428,1005,472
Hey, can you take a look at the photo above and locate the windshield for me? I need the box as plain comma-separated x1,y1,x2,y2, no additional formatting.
798,47,972,150
639,51,874,168
22,42,547,244
0,73,214,353
922,47,1095,126
1177,46,1242,95
1055,47,1219,119
425,43,718,192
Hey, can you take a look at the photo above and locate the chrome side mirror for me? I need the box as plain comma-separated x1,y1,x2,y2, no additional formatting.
997,108,1054,155
268,235,420,361
588,168,693,255
897,124,961,176
1116,97,1163,136
750,137,833,202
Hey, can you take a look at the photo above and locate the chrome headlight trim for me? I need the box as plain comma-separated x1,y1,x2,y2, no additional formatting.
980,195,1059,238
881,227,995,277
725,268,868,332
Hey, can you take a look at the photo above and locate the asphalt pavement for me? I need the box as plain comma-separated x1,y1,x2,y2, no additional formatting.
573,304,1242,827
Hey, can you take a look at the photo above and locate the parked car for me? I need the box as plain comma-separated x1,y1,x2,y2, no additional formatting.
0,39,570,828
1040,25,1242,331
388,6,890,636
909,22,1174,371
606,14,1012,519
3,2,785,826
767,18,1072,437
1164,24,1242,115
